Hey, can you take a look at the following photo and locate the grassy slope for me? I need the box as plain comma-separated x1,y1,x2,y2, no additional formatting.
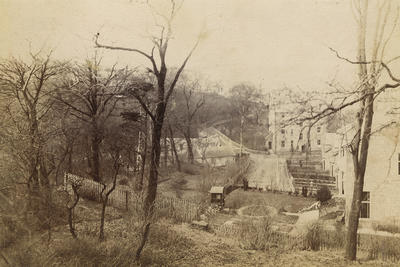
3,195,398,266
3,166,398,266
225,189,316,213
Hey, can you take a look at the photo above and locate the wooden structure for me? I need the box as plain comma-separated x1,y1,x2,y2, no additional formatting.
209,186,225,206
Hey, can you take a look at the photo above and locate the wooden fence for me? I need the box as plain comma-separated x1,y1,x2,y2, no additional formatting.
64,173,130,210
63,173,200,223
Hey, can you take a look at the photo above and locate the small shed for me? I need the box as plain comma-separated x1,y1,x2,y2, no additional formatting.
209,186,225,206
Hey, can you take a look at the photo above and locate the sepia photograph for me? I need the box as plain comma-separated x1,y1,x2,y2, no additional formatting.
1,0,400,266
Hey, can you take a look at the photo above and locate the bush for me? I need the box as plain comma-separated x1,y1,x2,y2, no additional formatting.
236,217,281,251
316,186,332,203
366,235,400,261
304,222,323,251
301,187,308,197
0,215,28,249
118,178,129,186
181,163,199,175
372,222,400,234
302,222,345,251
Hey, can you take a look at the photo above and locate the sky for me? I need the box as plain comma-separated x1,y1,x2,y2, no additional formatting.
0,0,399,93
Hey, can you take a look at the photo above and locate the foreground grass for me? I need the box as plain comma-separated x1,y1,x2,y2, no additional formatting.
3,215,399,267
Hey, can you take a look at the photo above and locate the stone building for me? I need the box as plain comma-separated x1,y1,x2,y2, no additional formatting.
334,113,400,226
266,109,325,154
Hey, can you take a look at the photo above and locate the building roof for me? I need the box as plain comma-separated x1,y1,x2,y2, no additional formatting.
209,186,224,194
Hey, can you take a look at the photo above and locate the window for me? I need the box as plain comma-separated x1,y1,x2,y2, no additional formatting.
281,114,285,118
317,126,321,133
268,141,272,149
360,192,370,218
281,129,285,134
299,133,303,140
281,141,285,148
317,139,321,146
398,153,400,175
291,129,293,135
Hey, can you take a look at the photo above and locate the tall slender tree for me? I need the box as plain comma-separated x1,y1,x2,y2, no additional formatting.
95,0,201,260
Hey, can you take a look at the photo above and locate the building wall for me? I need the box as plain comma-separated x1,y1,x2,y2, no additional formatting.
266,111,325,153
341,130,400,225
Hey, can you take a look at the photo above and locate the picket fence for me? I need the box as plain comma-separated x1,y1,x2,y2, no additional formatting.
63,173,200,223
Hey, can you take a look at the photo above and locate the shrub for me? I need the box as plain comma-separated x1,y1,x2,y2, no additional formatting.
372,222,400,234
316,186,332,203
118,178,129,186
0,215,28,249
181,163,199,175
302,222,345,251
366,235,400,261
52,238,108,266
236,217,280,250
304,222,323,251
301,187,308,197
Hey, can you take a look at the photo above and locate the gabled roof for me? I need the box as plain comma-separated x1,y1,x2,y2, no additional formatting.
209,186,224,194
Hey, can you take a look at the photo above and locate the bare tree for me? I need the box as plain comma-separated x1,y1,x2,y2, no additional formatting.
63,175,83,239
98,149,121,242
170,75,205,163
0,54,64,189
56,56,130,182
167,123,181,171
229,83,264,153
282,1,400,260
94,0,200,260
0,54,66,233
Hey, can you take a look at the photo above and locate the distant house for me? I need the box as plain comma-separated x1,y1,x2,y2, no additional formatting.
337,123,400,226
171,128,240,167
196,148,237,167
266,109,326,154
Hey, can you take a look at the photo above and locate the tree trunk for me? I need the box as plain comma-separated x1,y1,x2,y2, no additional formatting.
168,125,181,171
137,127,148,192
345,1,373,260
240,113,244,156
135,223,151,261
91,132,101,182
136,101,165,260
163,134,168,167
185,130,194,164
68,208,77,239
68,145,73,173
99,196,107,241
144,103,165,216
67,185,80,239
137,114,149,191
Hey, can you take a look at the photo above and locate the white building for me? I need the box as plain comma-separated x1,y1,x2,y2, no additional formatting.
337,124,400,226
266,109,325,154
335,94,400,226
